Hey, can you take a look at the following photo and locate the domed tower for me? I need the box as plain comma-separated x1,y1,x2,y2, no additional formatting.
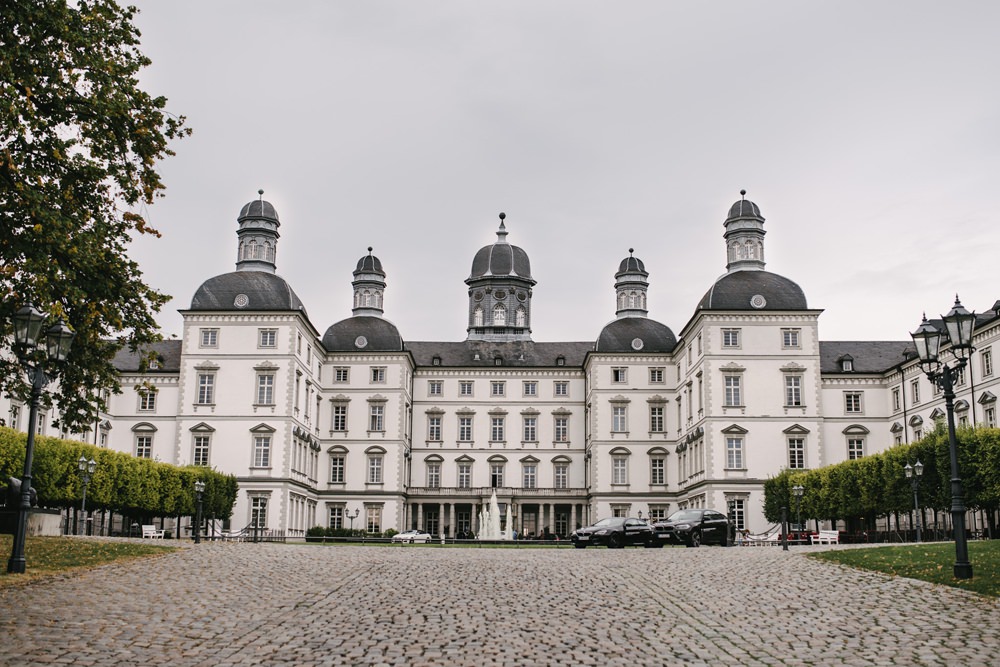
465,213,536,342
615,248,649,318
236,189,280,273
723,189,766,272
698,191,807,312
352,247,386,317
190,193,307,314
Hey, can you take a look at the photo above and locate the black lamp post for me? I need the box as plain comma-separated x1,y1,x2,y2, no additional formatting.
348,508,360,534
193,480,205,544
904,460,924,543
7,305,75,574
78,455,97,536
910,296,975,579
792,485,804,544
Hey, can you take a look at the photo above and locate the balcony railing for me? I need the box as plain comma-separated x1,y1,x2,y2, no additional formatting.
405,486,588,498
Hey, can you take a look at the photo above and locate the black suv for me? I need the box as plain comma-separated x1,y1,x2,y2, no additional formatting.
652,509,729,547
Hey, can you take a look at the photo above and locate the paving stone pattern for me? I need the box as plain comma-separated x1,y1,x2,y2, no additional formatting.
1,542,999,666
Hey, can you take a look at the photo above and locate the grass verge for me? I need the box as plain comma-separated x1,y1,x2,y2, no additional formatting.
0,535,177,587
810,540,1000,597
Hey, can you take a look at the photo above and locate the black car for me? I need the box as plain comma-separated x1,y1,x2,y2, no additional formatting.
571,517,660,549
652,509,729,547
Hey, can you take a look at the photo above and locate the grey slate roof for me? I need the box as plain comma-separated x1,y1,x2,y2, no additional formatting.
469,243,533,281
323,316,403,352
819,341,913,374
726,198,762,220
596,318,678,353
238,199,279,222
190,271,307,314
698,270,807,311
111,340,183,373
405,341,593,367
617,255,647,275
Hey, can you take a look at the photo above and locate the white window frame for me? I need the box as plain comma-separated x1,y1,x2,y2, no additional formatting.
200,328,218,348
722,328,741,348
788,437,805,469
649,405,664,433
258,328,277,348
490,417,505,442
523,381,537,397
554,381,568,397
428,381,443,396
367,455,383,484
330,454,345,483
460,381,474,396
458,416,473,442
253,435,272,468
612,367,628,384
256,373,275,406
554,416,568,442
612,457,628,485
138,389,156,412
726,437,744,469
197,373,215,405
847,438,865,460
612,406,627,433
491,381,505,397
369,404,385,432
427,416,442,441
370,367,386,384
523,416,537,442
649,367,664,384
522,463,537,489
332,404,348,432
782,328,801,349
784,375,802,407
135,433,153,459
845,392,863,414
193,434,211,466
334,367,349,383
724,375,742,407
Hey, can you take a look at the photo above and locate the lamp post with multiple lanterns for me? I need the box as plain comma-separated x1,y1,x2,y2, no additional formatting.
194,480,206,544
792,485,804,543
78,455,97,536
910,296,975,579
7,305,75,574
904,461,924,543
348,508,360,534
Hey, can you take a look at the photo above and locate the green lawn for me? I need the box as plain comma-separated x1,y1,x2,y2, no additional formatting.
810,540,1000,597
0,535,177,587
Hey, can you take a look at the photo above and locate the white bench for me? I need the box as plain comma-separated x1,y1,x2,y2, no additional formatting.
142,524,165,539
810,530,839,545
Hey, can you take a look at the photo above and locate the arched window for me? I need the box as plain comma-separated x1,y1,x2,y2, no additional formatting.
493,304,506,326
473,307,484,326
248,239,259,260
618,293,627,310
639,293,646,309
238,241,245,260
628,292,637,308
363,290,372,307
373,291,382,308
354,291,361,308
745,240,756,259
515,307,526,327
264,242,273,262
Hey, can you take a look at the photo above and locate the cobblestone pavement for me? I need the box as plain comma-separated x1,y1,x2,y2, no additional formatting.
1,542,999,666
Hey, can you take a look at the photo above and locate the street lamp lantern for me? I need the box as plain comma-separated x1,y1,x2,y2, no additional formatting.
193,479,206,544
348,508,360,534
904,460,924,543
7,304,75,573
910,298,975,579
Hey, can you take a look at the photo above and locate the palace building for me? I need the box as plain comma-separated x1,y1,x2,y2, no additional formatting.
6,193,1000,538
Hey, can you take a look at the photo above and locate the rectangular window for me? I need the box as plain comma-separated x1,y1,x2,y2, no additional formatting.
785,375,802,407
256,373,275,405
913,428,922,440
724,375,742,407
554,463,568,489
253,435,271,467
523,381,537,397
722,328,741,348
200,328,218,348
491,417,505,442
554,416,568,442
250,497,268,528
523,416,537,442
332,405,347,432
612,458,628,485
847,438,865,460
649,368,664,384
650,458,665,485
517,463,535,490
554,381,568,397
197,374,215,405
428,381,443,396
460,381,474,396
911,380,920,404
892,387,901,412
458,463,472,489
983,349,994,378
491,381,505,397
330,455,345,483
427,463,441,488
259,328,277,348
368,456,383,484
612,367,628,383
845,392,862,413
193,435,210,466
371,367,386,384
726,437,744,469
649,406,664,432
782,328,801,349
138,390,156,412
427,416,442,441
955,367,967,386
788,438,805,469
369,405,384,432
458,417,473,442
729,499,746,531
986,407,997,428
328,506,344,530
334,367,349,383
366,506,382,533
612,406,627,433
135,434,152,459
490,463,504,487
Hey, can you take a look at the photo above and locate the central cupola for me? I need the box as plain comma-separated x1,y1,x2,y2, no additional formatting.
465,213,536,341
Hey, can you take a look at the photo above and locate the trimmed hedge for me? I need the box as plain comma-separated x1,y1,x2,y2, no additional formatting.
764,424,1000,526
0,427,237,519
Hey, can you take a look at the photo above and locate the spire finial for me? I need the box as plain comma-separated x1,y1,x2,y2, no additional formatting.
740,189,746,200
368,246,373,254
258,189,264,201
629,248,634,256
496,212,508,239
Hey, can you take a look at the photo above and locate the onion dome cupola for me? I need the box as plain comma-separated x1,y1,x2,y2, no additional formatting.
190,192,307,314
236,189,280,273
615,248,649,318
697,191,807,311
465,213,537,342
352,247,387,317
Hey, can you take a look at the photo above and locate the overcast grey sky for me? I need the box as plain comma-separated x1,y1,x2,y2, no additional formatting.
127,1,1000,345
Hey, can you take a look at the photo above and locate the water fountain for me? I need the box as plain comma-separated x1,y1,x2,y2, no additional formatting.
476,490,510,540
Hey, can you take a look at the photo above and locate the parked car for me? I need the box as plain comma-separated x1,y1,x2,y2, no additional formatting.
652,509,729,547
571,517,659,549
391,529,432,543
